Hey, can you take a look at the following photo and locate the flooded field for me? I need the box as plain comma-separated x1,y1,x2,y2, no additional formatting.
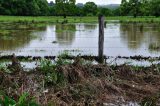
0,22,160,57
0,22,160,106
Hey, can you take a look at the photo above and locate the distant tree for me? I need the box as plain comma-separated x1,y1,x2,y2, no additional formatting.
139,0,151,16
69,0,77,16
83,2,97,16
120,0,130,16
150,0,160,17
25,0,40,16
12,0,27,15
55,0,76,18
0,0,6,15
37,0,49,15
128,0,141,18
0,0,49,16
75,6,83,16
49,5,56,16
98,8,113,16
120,0,141,17
113,8,121,16
0,0,13,15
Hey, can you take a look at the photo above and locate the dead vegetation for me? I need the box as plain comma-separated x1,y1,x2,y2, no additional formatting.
0,55,160,105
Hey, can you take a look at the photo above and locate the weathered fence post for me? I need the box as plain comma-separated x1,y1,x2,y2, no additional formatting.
98,15,105,63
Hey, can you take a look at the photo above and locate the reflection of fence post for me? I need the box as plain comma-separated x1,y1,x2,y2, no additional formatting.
98,15,105,63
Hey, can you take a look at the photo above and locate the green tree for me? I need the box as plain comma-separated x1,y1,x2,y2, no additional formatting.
113,8,121,16
12,0,27,15
25,0,40,16
120,0,130,16
0,0,49,16
129,0,141,18
0,0,13,15
55,0,76,18
98,8,113,16
150,0,160,17
0,1,6,15
49,6,56,16
37,0,49,16
139,0,151,16
120,0,141,17
83,2,97,16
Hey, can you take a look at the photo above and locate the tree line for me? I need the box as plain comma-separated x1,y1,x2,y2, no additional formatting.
120,0,160,17
0,0,160,17
0,0,113,16
0,0,49,16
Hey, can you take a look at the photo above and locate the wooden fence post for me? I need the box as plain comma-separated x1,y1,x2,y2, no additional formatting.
98,15,105,63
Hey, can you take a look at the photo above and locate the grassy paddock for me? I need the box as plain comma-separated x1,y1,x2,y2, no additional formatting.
0,16,160,23
0,16,98,23
106,16,160,23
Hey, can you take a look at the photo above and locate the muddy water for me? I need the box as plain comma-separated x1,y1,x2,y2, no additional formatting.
0,23,160,57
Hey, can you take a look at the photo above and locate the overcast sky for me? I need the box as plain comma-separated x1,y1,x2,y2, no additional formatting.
47,0,121,5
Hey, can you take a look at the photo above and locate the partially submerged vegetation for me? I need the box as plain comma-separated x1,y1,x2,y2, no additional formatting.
0,54,160,105
1,16,160,24
1,55,160,62
149,43,160,51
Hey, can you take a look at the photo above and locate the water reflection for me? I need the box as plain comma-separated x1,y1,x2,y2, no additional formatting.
0,23,160,56
148,31,160,52
0,30,34,50
120,23,160,52
120,23,145,49
0,23,46,51
83,24,97,30
55,24,76,45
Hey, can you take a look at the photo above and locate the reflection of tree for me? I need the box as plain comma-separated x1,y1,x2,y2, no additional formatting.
0,23,46,51
120,23,144,49
0,30,35,51
120,23,160,52
148,31,160,52
83,24,97,30
55,24,76,45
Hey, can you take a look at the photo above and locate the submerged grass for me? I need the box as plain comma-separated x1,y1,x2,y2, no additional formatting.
149,43,160,50
0,30,10,35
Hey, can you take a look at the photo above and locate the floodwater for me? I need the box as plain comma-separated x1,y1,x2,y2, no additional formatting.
0,22,160,57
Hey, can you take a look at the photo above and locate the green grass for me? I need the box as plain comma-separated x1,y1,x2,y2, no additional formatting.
0,92,39,106
1,16,160,23
106,16,160,23
0,30,10,35
0,16,98,23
